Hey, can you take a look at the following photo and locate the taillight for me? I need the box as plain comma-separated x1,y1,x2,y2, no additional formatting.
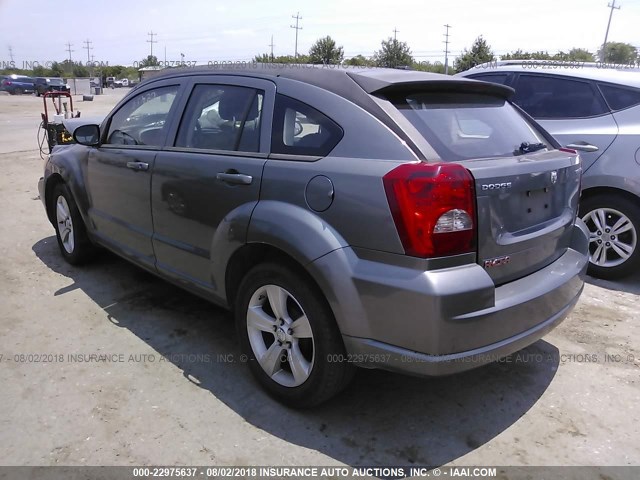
3,80,11,85
383,162,476,258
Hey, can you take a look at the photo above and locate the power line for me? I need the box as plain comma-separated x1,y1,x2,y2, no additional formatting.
601,0,621,61
147,31,158,57
290,13,302,58
443,24,452,74
83,39,93,64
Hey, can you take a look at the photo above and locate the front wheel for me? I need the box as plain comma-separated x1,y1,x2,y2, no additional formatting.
51,183,95,265
580,194,640,280
235,263,355,407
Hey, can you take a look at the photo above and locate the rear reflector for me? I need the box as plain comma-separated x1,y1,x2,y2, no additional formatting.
383,162,477,258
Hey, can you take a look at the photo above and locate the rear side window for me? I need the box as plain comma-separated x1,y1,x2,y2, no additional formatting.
598,83,640,111
390,92,546,162
468,73,511,85
271,94,343,156
513,75,608,119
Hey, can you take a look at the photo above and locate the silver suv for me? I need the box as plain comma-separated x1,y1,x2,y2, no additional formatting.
38,66,588,407
459,61,640,279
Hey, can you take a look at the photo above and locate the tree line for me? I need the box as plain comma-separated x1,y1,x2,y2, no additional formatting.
2,36,638,78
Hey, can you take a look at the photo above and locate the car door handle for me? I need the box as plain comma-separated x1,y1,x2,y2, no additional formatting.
126,161,149,171
565,142,599,153
216,172,253,185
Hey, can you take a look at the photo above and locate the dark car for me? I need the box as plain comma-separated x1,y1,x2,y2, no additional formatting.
34,77,70,96
0,74,35,95
38,65,589,407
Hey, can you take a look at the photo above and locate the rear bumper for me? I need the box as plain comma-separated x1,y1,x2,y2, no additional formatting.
342,291,580,376
314,221,589,377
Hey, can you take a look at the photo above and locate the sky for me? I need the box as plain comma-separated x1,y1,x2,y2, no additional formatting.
0,0,639,68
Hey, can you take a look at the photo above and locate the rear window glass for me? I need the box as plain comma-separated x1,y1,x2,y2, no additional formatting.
598,83,640,111
391,92,546,161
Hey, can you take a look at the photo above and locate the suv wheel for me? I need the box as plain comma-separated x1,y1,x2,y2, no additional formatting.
14,87,23,95
580,194,640,280
51,183,95,265
235,263,354,407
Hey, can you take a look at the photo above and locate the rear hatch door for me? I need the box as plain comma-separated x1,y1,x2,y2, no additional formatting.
382,82,581,285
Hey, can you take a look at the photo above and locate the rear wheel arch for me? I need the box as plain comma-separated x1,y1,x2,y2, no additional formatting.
225,243,333,318
580,186,639,205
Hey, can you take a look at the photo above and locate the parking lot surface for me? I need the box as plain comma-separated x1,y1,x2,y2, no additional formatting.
0,90,638,474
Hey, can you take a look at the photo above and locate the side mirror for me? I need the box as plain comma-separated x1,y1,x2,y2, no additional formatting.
565,141,599,153
73,124,101,146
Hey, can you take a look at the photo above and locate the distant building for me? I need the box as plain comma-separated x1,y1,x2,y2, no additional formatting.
138,66,165,81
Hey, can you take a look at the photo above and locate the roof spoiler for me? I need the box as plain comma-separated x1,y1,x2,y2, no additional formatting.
350,75,515,100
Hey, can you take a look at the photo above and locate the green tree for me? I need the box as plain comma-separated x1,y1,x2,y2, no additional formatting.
50,62,65,77
344,55,374,67
598,42,638,64
253,53,273,63
561,48,595,62
308,36,344,65
415,61,448,73
140,55,160,68
501,49,552,60
454,36,495,72
252,54,310,64
374,37,413,68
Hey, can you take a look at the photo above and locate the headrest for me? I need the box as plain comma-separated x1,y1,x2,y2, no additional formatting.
218,90,259,121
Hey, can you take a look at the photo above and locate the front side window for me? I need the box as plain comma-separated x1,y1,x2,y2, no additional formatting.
513,75,608,119
106,85,179,147
271,94,343,157
390,92,547,162
175,84,263,153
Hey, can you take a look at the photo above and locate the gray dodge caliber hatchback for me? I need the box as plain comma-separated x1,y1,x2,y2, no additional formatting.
39,65,589,407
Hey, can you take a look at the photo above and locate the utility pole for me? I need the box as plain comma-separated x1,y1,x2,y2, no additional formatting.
147,31,158,58
83,39,93,64
8,45,14,64
290,13,302,59
443,24,452,74
269,35,275,60
65,42,74,75
601,0,621,61
393,27,399,42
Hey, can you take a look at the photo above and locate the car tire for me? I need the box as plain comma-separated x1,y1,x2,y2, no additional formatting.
235,262,355,408
580,194,640,280
14,87,23,95
51,183,96,265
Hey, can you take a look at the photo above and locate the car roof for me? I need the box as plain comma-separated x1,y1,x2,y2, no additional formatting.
460,60,640,88
145,64,514,103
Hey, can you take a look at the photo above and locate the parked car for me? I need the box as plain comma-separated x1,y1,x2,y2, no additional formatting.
0,74,35,95
38,66,589,406
34,77,70,96
458,61,640,279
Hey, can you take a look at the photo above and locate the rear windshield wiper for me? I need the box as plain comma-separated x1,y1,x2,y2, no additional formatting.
515,142,547,155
